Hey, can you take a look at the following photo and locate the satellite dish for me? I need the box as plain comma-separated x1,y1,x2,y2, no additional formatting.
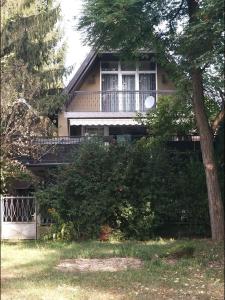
144,96,155,109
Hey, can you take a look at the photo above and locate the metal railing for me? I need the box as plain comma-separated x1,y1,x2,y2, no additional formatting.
67,90,175,112
12,135,200,165
22,135,201,145
34,136,114,145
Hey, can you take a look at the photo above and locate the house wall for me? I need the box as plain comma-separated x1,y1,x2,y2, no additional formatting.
58,112,68,136
67,63,101,112
157,66,175,91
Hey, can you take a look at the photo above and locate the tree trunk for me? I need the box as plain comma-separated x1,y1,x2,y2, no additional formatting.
191,68,224,241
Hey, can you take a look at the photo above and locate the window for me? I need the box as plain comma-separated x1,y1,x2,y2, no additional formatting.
101,61,118,71
101,60,157,112
121,61,136,71
84,126,104,136
139,60,156,71
70,125,81,137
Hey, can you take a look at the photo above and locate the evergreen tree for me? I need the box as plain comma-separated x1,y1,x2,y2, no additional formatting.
78,0,224,240
1,0,67,115
1,0,68,192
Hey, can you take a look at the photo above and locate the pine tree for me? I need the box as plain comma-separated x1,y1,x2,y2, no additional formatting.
1,0,68,192
1,0,67,115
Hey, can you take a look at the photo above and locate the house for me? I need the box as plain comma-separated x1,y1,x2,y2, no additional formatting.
58,50,175,141
1,50,201,240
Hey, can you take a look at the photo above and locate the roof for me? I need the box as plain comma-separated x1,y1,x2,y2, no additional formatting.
63,50,97,95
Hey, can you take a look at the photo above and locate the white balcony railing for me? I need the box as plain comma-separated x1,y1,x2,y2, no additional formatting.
67,90,175,112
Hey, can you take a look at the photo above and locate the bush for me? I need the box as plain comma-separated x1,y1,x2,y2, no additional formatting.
36,139,210,240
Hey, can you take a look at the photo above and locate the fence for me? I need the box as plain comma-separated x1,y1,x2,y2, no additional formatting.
1,196,37,239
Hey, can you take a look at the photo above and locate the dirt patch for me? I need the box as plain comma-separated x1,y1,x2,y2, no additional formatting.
55,257,143,272
1,271,17,283
163,258,178,265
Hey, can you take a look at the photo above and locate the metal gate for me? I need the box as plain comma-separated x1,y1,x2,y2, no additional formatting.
1,196,37,239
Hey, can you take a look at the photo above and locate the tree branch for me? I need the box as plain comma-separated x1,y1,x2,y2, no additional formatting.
171,0,185,22
169,0,185,31
212,107,225,134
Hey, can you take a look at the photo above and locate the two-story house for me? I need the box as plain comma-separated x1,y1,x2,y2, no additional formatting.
1,51,201,240
58,50,175,141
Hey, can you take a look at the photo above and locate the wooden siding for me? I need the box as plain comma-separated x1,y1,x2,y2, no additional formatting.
58,112,68,136
67,62,100,112
157,66,175,90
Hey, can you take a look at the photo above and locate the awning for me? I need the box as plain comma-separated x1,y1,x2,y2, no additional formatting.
69,118,140,126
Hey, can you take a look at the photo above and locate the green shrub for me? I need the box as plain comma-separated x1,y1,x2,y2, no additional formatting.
36,139,210,240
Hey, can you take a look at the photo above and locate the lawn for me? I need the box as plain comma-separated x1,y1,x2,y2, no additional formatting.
1,239,224,300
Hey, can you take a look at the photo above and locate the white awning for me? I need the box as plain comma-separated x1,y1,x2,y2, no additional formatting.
69,118,140,126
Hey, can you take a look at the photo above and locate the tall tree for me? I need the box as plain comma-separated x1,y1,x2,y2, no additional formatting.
78,0,224,240
1,0,67,115
1,0,67,192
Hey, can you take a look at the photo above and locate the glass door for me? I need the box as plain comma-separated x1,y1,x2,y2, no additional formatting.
102,74,118,112
122,75,136,112
139,74,156,111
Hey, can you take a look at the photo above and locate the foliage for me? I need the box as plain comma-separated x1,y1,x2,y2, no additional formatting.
78,0,225,240
78,0,224,108
140,95,196,137
37,140,210,240
78,0,224,137
1,0,68,193
100,225,112,234
0,157,37,194
215,121,225,200
1,0,67,114
142,94,221,137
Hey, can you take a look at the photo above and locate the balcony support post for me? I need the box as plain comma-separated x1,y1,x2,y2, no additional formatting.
135,92,140,111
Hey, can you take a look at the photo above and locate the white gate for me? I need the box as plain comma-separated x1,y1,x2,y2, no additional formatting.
1,196,37,239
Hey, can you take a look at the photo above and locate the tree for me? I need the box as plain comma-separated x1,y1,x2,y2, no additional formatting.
1,0,68,192
78,0,224,240
1,0,67,114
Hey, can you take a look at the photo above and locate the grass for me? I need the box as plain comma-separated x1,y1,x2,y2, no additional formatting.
1,239,224,299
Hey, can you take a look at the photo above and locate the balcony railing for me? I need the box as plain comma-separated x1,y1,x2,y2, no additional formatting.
34,135,200,145
14,135,201,165
34,136,113,144
67,90,175,112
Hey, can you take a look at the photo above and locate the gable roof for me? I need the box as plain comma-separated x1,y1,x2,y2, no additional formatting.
63,50,97,95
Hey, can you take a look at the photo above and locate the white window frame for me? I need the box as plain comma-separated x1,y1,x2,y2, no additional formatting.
100,61,157,112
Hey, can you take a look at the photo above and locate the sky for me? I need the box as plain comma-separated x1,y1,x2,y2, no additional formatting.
60,0,90,84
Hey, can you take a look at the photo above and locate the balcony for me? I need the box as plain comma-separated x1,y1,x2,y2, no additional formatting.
66,90,175,114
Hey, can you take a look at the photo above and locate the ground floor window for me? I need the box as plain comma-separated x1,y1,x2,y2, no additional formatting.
109,126,147,136
70,125,82,137
84,126,104,137
69,124,147,139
